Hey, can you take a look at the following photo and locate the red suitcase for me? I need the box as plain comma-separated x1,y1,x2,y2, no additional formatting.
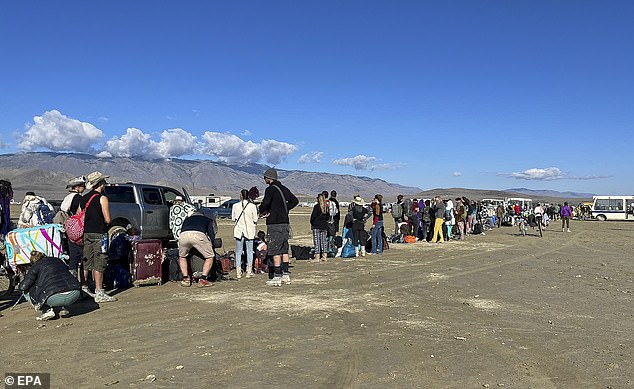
129,239,163,286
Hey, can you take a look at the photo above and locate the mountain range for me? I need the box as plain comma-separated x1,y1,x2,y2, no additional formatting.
0,152,593,202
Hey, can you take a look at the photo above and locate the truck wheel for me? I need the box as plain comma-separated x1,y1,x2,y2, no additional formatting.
596,214,607,221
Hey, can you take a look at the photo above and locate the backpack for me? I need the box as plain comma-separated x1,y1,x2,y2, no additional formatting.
328,199,338,217
53,210,70,225
64,193,99,246
391,203,403,219
36,202,55,225
402,199,413,217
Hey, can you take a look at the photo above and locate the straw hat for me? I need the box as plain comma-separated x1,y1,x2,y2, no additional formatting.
352,195,365,206
86,171,109,188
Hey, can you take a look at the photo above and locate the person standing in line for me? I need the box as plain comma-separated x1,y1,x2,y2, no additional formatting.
81,171,116,303
431,197,446,243
370,194,384,254
232,189,259,279
310,193,330,262
495,203,505,228
329,190,340,235
259,168,299,287
445,199,455,240
391,194,404,235
560,201,572,232
350,195,369,257
420,200,432,242
454,198,466,240
60,176,87,279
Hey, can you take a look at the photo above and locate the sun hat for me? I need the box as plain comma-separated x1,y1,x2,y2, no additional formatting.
352,195,365,206
174,195,184,202
263,167,278,181
66,175,87,189
86,171,110,188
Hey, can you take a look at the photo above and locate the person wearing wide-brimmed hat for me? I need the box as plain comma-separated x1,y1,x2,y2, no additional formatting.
259,167,299,286
80,171,116,303
169,195,196,242
59,176,87,279
350,194,370,257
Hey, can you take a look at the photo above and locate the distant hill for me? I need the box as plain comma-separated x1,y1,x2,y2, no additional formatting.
505,188,595,199
0,152,421,200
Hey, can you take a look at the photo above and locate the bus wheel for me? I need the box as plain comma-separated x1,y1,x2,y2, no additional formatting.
596,214,607,221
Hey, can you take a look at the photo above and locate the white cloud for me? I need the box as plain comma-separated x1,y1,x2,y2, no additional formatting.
101,128,198,159
298,151,324,164
241,129,252,136
452,172,462,176
333,155,376,170
508,167,566,180
19,110,103,152
200,132,297,164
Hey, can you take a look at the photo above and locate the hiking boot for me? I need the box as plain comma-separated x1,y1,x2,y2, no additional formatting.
245,271,255,278
94,291,117,303
198,279,213,288
59,306,70,318
266,276,282,287
180,277,191,287
36,308,55,321
281,273,291,285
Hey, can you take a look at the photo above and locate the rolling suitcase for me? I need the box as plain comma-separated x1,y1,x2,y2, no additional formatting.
129,239,163,286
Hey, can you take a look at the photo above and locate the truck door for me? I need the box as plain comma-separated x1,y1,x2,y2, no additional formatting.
140,187,167,239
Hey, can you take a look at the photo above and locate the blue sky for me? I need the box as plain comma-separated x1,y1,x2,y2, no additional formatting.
1,1,633,193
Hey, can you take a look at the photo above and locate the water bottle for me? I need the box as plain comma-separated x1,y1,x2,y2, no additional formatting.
101,234,109,254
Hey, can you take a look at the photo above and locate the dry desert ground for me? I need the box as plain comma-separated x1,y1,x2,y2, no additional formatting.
1,209,633,388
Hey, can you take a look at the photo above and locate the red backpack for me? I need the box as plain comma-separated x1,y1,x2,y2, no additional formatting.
64,193,99,246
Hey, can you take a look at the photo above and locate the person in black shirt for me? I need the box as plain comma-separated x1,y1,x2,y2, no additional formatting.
81,171,116,303
259,168,298,287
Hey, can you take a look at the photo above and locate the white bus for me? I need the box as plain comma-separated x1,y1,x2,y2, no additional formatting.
505,197,533,212
591,195,634,221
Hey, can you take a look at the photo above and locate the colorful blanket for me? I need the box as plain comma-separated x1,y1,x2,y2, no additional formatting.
5,224,64,271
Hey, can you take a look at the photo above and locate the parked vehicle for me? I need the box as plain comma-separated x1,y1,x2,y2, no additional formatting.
591,195,634,221
208,199,240,219
106,183,216,241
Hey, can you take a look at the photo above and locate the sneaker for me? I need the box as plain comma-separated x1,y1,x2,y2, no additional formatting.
180,277,191,287
81,285,95,298
94,291,117,303
281,273,291,285
36,308,55,321
567,229,571,233
198,279,213,288
59,306,70,318
236,269,243,279
245,271,254,278
266,276,282,287
562,228,565,232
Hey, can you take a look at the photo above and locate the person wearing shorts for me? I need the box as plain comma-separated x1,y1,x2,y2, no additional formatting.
258,168,298,287
81,171,116,303
178,212,217,287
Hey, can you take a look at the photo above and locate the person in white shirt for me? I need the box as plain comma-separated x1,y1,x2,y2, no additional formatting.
232,189,259,279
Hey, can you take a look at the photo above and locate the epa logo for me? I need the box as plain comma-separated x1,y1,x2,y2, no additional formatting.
4,373,50,388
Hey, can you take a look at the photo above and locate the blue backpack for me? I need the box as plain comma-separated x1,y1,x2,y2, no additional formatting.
36,202,55,224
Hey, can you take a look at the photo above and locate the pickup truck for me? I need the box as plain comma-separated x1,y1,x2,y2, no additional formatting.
105,183,216,241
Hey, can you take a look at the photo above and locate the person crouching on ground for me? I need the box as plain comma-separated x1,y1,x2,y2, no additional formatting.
19,251,81,321
178,212,217,287
259,168,299,287
310,193,330,263
232,189,259,279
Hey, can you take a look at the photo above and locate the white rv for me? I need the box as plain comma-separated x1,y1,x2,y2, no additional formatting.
591,195,634,221
189,194,232,208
